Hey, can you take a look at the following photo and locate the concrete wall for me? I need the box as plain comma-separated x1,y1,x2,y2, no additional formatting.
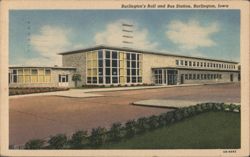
51,69,76,88
62,52,86,86
142,53,239,84
178,70,239,84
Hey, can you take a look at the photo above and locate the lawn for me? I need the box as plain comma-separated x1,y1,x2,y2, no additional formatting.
102,111,240,149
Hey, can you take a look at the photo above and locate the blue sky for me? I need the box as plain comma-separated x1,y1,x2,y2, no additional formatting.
9,10,240,66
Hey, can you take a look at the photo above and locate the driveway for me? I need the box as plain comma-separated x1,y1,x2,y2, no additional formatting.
9,83,240,146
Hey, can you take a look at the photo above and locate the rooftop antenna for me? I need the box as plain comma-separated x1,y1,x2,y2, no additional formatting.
122,23,134,49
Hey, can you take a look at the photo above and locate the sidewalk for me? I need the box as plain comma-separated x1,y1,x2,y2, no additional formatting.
9,84,202,99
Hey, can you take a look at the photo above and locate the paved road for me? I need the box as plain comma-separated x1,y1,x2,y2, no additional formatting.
9,83,240,146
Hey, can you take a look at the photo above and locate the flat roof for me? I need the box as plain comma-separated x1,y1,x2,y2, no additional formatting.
58,45,239,64
9,66,76,70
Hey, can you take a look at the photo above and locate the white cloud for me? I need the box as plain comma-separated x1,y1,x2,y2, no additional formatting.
29,25,83,66
94,19,158,50
166,19,219,50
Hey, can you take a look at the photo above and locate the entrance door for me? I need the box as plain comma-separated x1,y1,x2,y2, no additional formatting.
167,70,177,85
180,74,184,84
230,74,233,82
59,75,69,87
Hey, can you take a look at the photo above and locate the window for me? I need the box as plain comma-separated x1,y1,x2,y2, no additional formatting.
197,74,200,80
201,62,203,67
189,74,192,80
31,69,38,75
204,74,207,79
98,60,103,67
176,60,179,66
185,74,188,80
181,60,184,66
105,59,110,67
197,62,200,67
201,74,204,80
193,61,196,66
185,61,188,66
189,61,192,66
204,62,206,67
193,74,196,80
45,69,51,75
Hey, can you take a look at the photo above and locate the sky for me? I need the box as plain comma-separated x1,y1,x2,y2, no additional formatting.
9,10,240,66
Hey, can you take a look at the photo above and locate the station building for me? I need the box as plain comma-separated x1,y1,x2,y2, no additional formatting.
9,45,240,88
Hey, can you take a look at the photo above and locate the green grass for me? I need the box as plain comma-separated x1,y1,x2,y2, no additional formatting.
102,111,240,149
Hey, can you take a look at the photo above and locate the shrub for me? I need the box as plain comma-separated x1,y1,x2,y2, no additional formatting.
164,111,175,123
135,117,148,134
48,134,67,149
182,107,190,118
89,127,107,148
108,122,123,142
148,115,159,130
174,109,184,121
186,106,196,116
229,104,237,112
157,114,166,128
194,104,203,113
69,130,88,149
124,120,136,138
24,139,45,149
205,102,214,110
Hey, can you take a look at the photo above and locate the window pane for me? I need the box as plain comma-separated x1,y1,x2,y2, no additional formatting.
105,59,110,67
98,60,103,67
45,69,51,75
131,54,136,60
98,50,103,59
31,69,38,75
87,77,91,83
98,68,103,75
126,53,130,60
112,51,117,59
112,77,118,83
127,61,130,68
112,68,118,75
99,77,103,83
112,60,117,67
132,69,136,75
131,61,136,68
137,54,140,60
127,69,130,75
105,51,110,58
132,77,136,83
93,77,97,83
138,77,142,83
105,68,110,75
127,77,130,83
106,77,111,84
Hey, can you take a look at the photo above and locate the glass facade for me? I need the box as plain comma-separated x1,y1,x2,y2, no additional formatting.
9,68,51,84
86,49,142,85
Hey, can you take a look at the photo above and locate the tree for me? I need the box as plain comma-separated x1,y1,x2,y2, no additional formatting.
69,130,88,149
48,134,67,149
108,122,123,142
89,127,107,148
24,139,45,149
72,74,81,87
